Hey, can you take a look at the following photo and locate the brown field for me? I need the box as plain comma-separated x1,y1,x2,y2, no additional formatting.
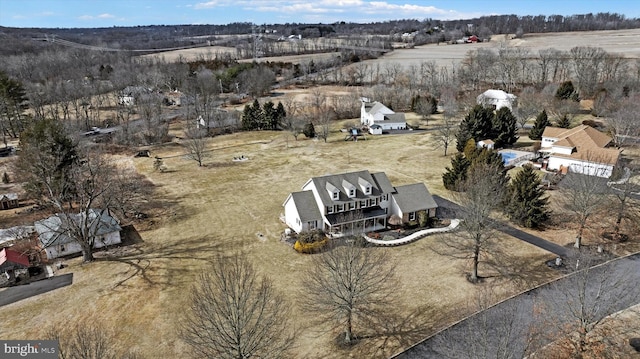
3,28,640,358
144,28,640,69
0,119,561,358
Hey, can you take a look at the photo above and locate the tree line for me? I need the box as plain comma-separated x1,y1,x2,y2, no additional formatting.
2,12,638,57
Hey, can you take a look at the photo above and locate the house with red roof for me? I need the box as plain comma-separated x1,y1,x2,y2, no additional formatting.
0,248,30,283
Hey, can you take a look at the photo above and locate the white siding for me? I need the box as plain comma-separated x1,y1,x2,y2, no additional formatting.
547,156,614,178
377,121,406,130
552,146,574,155
541,137,556,148
389,196,403,219
94,231,121,248
283,197,303,234
46,241,83,260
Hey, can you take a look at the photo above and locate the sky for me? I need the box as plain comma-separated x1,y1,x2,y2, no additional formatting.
1,0,639,29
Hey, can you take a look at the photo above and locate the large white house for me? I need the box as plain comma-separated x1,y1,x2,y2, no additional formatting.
35,209,122,260
283,170,437,235
540,125,621,178
360,98,406,133
476,89,517,111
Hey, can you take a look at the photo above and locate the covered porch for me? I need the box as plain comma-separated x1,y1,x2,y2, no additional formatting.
325,208,387,238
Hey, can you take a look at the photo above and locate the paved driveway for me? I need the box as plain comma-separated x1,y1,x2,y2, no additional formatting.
0,273,73,307
433,195,568,257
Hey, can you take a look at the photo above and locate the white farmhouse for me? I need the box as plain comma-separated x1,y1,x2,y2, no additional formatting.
282,170,437,235
540,125,621,178
360,98,406,133
477,89,517,111
35,209,122,260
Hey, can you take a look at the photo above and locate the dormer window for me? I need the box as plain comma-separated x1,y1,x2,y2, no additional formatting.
358,177,372,195
326,182,340,201
342,180,356,199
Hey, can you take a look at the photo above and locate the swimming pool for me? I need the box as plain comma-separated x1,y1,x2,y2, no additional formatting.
499,152,517,164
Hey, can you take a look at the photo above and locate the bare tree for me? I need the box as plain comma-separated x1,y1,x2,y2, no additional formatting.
46,321,139,359
183,125,209,167
513,87,542,130
180,255,293,359
302,243,397,345
17,120,146,262
570,46,608,98
559,170,610,248
433,114,456,156
541,253,640,357
438,163,507,283
608,94,640,147
430,287,540,359
606,164,640,238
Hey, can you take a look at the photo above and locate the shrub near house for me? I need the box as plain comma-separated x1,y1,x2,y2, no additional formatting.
294,230,327,253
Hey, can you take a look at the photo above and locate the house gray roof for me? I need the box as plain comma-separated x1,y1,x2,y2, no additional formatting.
393,183,438,213
0,226,35,247
309,170,392,206
35,209,121,248
370,172,395,194
366,102,390,115
290,191,322,222
379,113,406,123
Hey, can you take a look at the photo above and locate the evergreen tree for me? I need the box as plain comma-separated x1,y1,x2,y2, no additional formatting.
472,149,510,205
505,165,550,228
241,99,264,130
455,125,473,153
0,71,30,145
303,122,315,138
463,138,479,160
274,102,287,130
528,109,551,140
493,107,519,148
456,105,494,152
262,101,277,130
16,119,78,206
556,80,577,101
556,114,571,128
442,153,470,191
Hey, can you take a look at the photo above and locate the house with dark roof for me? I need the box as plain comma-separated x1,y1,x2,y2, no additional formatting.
540,125,621,178
283,170,437,235
360,98,407,134
34,209,122,260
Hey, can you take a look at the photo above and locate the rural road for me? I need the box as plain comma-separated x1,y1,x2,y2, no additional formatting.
393,253,640,358
0,273,73,307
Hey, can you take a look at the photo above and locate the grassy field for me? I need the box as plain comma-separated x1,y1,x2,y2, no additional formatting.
3,26,640,357
0,119,562,358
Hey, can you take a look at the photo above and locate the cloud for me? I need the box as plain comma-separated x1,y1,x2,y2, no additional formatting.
78,13,116,21
250,1,470,20
190,0,485,21
194,1,222,9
